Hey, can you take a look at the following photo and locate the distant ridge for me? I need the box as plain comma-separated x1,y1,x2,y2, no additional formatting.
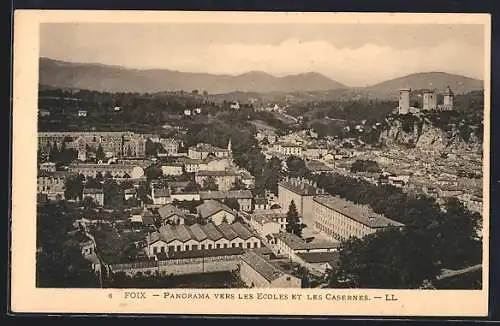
365,72,483,98
39,57,347,94
39,58,484,97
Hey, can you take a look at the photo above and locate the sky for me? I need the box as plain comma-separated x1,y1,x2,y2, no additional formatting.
39,23,485,87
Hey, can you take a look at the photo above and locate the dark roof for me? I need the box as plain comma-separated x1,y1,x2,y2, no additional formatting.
83,188,103,194
296,251,340,264
158,224,192,243
188,224,208,241
196,170,238,177
254,198,268,205
276,232,339,250
313,195,405,229
153,188,170,198
38,171,72,178
240,251,289,283
199,190,253,200
278,178,323,196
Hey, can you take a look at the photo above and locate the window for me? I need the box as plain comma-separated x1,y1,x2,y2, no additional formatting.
185,245,190,251
232,243,236,248
239,243,243,248
216,244,221,248
176,245,181,251
201,244,205,250
208,244,213,249
224,244,228,248
247,243,251,249
153,247,158,254
192,245,198,250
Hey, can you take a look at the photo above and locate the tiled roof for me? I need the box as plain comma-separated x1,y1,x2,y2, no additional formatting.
158,224,192,243
200,223,224,241
165,247,244,260
187,224,208,242
313,195,405,228
240,251,287,282
216,222,239,240
38,170,73,178
276,232,339,251
230,222,255,240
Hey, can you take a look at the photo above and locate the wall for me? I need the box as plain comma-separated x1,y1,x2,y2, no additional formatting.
109,254,240,277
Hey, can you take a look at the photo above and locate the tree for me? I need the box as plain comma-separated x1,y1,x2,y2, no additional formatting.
221,215,229,224
103,180,124,208
49,141,60,162
82,196,96,210
64,175,84,200
350,159,381,173
329,228,440,289
285,200,302,237
184,181,201,193
201,176,219,191
223,198,240,211
96,144,106,162
95,172,104,183
286,156,311,179
145,166,163,182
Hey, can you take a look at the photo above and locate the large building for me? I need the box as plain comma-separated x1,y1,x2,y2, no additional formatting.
312,195,405,241
277,177,325,223
38,131,147,160
145,222,261,258
187,140,232,160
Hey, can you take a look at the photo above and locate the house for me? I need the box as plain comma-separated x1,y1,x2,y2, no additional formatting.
295,251,340,275
188,142,231,160
158,204,187,225
124,188,137,201
78,110,88,117
161,163,184,176
195,170,239,191
184,109,192,116
151,187,171,205
196,200,236,225
239,251,301,288
254,198,269,210
194,108,202,114
230,101,240,110
82,188,104,206
248,213,281,238
39,162,56,172
199,190,254,212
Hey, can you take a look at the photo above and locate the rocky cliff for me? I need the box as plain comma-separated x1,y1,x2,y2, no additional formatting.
379,113,482,153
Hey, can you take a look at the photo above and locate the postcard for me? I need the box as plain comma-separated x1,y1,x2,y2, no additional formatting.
11,10,490,316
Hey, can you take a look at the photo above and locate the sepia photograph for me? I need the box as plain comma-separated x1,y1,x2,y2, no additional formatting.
11,10,490,316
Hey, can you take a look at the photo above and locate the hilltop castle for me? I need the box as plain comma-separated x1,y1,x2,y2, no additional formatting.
396,86,454,115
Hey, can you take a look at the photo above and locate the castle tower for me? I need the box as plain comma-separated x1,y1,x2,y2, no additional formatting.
443,85,454,110
398,88,411,114
422,90,437,111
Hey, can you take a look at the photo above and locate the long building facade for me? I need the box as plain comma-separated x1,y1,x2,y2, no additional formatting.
312,195,405,241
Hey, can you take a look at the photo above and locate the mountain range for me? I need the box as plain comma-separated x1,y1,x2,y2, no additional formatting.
39,57,484,97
